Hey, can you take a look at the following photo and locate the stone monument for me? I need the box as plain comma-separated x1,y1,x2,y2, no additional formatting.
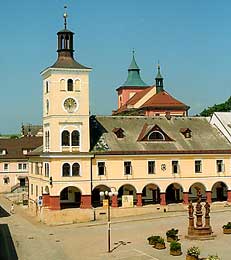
186,189,215,240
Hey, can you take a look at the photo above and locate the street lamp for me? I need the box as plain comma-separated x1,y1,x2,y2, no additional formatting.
100,189,118,253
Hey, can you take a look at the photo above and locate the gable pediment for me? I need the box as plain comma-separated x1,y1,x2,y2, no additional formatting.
137,123,174,141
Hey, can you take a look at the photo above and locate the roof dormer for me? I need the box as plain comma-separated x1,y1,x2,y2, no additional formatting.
180,128,192,138
112,128,125,138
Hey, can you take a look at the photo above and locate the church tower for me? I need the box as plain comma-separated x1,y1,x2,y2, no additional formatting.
41,9,91,153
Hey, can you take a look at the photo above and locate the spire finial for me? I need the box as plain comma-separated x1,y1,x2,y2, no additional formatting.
63,5,68,29
132,48,135,56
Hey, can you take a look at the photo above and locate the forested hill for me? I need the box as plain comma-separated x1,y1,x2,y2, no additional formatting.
200,96,231,116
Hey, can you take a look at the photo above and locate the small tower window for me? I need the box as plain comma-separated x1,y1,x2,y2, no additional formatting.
46,100,49,114
71,130,80,146
45,81,49,93
62,130,70,146
67,79,73,91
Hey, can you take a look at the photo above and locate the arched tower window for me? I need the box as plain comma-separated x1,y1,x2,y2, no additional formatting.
46,100,49,114
62,130,70,146
72,163,80,176
71,130,80,146
148,131,165,140
62,163,70,176
67,79,73,91
45,131,50,150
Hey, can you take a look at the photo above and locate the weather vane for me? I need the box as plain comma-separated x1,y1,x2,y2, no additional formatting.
63,5,68,29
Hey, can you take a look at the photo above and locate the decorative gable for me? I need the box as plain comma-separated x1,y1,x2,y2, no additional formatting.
112,128,125,138
137,124,174,141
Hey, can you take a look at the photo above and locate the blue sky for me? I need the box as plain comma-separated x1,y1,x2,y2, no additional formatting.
1,1,231,134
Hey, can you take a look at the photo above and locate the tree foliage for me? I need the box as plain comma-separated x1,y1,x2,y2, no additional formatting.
200,96,231,116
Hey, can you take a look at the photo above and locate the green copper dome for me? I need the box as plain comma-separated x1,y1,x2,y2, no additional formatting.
122,52,148,87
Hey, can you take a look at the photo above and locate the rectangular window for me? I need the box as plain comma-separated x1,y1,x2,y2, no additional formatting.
216,160,224,173
195,160,202,173
124,161,132,175
172,160,179,174
35,162,39,175
44,163,49,177
97,162,105,176
3,163,9,171
31,184,33,195
3,177,9,184
36,185,38,197
148,161,155,174
18,163,27,171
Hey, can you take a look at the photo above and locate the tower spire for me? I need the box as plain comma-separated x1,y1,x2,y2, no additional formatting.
122,51,147,87
63,5,68,29
155,62,164,93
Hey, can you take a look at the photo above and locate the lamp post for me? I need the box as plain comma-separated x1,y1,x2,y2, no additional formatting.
100,189,118,253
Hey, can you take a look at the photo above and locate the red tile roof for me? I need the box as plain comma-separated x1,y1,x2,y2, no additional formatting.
141,91,189,109
113,86,153,114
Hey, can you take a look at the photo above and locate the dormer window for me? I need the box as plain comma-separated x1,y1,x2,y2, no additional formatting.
23,149,28,155
180,128,192,138
0,149,7,155
148,131,165,141
112,128,125,138
137,124,174,142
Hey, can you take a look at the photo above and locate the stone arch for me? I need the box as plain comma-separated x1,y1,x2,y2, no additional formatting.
211,181,228,202
92,185,110,208
118,184,137,207
60,186,82,209
166,183,183,204
188,182,207,202
142,183,160,205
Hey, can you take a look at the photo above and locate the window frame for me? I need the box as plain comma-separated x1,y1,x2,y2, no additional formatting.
148,160,155,174
216,159,224,173
97,161,106,176
124,161,132,175
3,163,9,172
195,160,202,173
172,160,179,174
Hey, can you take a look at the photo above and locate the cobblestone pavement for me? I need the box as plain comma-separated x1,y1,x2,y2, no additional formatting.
0,195,230,260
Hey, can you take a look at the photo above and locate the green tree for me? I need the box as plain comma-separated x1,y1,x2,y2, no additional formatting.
200,96,231,116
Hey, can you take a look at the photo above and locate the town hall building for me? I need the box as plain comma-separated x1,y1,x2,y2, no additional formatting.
28,11,231,222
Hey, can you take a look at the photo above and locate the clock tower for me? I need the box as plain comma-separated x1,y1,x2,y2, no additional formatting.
41,10,91,153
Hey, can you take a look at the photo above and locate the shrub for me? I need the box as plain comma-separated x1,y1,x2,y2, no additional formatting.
187,246,200,257
170,241,181,251
156,237,165,244
166,228,178,238
147,235,160,245
223,222,231,229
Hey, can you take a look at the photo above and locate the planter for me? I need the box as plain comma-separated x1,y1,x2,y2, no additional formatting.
167,236,178,243
170,249,182,256
154,243,166,250
186,255,198,260
223,228,231,234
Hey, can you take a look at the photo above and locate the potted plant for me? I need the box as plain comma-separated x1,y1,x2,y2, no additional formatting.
223,222,231,234
170,241,182,256
186,246,200,260
147,235,160,246
206,255,220,260
154,237,166,250
166,228,179,242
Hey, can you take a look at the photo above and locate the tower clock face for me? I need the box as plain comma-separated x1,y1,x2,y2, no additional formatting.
63,98,78,113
